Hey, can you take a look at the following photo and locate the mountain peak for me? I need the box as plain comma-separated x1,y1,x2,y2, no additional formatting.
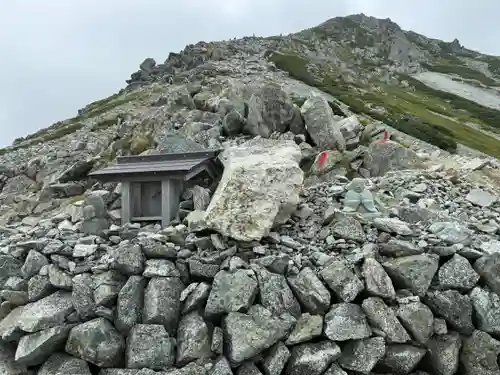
3,13,500,163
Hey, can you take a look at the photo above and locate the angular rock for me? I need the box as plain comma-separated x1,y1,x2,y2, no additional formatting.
362,297,410,343
285,341,341,375
379,239,423,257
300,94,346,151
338,114,362,147
72,273,95,319
143,259,180,278
331,215,366,242
460,330,500,375
319,260,364,302
437,254,479,291
223,307,292,364
254,266,301,318
363,140,421,177
188,258,220,281
211,326,223,355
21,250,48,278
338,337,386,374
210,356,233,375
379,344,426,374
373,217,412,235
143,277,184,335
93,270,127,307
65,318,125,368
115,276,147,334
309,150,343,176
382,254,439,295
396,301,434,344
182,282,211,314
28,275,54,302
47,264,72,290
434,318,448,335
428,221,471,244
324,303,372,341
0,291,74,341
73,244,98,258
15,325,72,366
176,312,211,366
285,313,323,345
362,257,395,299
470,286,500,336
480,240,500,255
425,290,474,335
204,138,303,241
112,245,145,275
466,188,497,207
261,341,290,375
205,270,258,320
244,83,296,137
474,254,500,296
288,267,330,314
125,324,174,370
427,332,462,375
38,353,91,375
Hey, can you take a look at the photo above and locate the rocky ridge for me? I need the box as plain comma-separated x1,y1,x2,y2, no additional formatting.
0,12,500,375
121,13,500,158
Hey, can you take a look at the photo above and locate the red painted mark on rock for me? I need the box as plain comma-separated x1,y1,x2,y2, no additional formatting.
317,151,328,169
377,130,390,144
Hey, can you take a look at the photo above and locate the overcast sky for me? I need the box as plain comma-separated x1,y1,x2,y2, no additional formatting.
0,0,498,147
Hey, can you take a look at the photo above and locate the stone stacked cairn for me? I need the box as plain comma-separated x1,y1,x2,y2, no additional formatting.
1,149,500,374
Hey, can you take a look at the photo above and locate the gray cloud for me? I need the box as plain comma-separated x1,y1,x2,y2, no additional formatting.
0,0,498,146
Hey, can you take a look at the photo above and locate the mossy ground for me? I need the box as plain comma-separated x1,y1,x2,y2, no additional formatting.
269,51,500,158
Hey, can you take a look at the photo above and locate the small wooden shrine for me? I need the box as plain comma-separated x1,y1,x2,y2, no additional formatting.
89,150,222,227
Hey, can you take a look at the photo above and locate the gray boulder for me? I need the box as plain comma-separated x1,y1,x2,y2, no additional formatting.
300,94,346,151
65,318,125,368
244,83,297,137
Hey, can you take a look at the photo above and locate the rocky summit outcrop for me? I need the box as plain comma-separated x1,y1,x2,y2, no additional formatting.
1,11,500,375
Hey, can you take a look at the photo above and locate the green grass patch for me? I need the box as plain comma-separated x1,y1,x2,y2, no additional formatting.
479,55,500,76
80,93,139,119
268,50,500,156
269,52,318,87
369,80,500,157
403,75,500,129
92,114,121,131
4,90,143,154
269,51,458,151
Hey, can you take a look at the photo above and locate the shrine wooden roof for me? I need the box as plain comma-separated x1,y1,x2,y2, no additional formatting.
89,150,222,182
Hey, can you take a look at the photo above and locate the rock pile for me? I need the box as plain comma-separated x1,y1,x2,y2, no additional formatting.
1,140,500,375
124,38,276,89
1,16,500,375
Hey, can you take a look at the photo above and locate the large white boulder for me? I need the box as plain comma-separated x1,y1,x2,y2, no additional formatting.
205,138,304,241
